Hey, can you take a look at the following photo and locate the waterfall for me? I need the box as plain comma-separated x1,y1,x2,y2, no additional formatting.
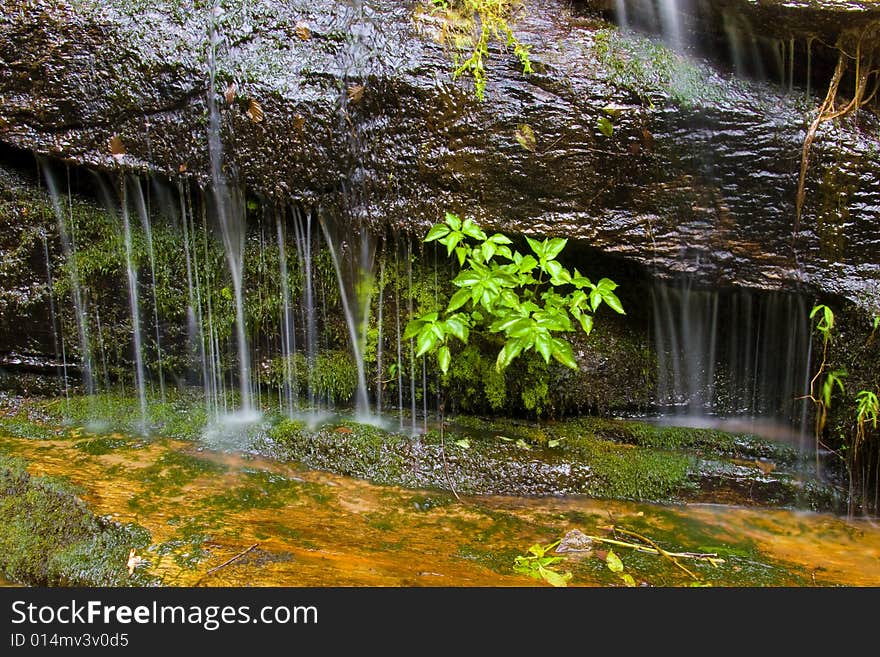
276,213,298,416
292,207,318,410
613,0,692,52
652,278,814,448
207,1,254,416
130,179,166,402
42,163,95,397
119,181,149,430
318,211,375,421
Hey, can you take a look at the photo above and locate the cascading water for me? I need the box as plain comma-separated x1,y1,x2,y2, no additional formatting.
42,163,95,399
119,180,149,430
651,278,814,449
318,212,376,422
130,178,166,403
276,213,298,417
206,1,256,424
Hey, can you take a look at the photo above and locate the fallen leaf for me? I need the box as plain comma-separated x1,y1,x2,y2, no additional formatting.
108,135,126,160
178,163,187,173
454,438,470,449
334,426,353,434
295,21,311,41
754,460,776,474
224,82,237,105
605,549,624,573
246,99,264,123
514,123,536,152
347,84,364,103
126,548,144,577
292,113,306,132
619,572,637,587
641,127,654,151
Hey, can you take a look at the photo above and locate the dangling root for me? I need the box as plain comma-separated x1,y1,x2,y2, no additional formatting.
795,23,880,235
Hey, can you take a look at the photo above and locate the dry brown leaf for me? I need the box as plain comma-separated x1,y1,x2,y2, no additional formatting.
126,548,144,577
178,163,187,173
294,21,311,41
334,426,353,434
224,82,237,105
246,99,264,123
292,113,305,132
347,84,364,103
108,135,126,160
755,460,776,474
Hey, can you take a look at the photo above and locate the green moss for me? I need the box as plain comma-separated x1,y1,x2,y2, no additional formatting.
563,417,800,463
74,435,137,454
0,455,157,586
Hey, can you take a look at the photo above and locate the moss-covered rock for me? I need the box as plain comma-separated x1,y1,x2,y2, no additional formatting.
0,454,159,586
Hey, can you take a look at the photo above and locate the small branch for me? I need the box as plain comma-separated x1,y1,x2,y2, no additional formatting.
438,400,462,502
199,543,259,581
612,527,700,581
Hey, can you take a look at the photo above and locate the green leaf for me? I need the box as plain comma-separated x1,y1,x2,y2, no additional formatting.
444,231,462,256
447,287,472,312
578,313,594,335
547,439,560,448
550,338,577,369
416,328,436,357
444,315,469,342
605,549,624,573
489,233,513,245
403,320,423,341
461,218,487,241
437,344,451,374
535,331,552,363
481,241,496,262
544,237,567,260
424,223,450,242
538,566,571,588
526,236,544,258
527,543,545,557
597,116,614,138
517,255,538,273
455,245,469,267
601,291,626,315
619,573,637,587
454,438,470,449
444,212,461,230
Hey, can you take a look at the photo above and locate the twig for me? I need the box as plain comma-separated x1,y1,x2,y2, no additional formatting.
612,527,699,581
202,543,259,578
438,401,462,502
571,533,723,564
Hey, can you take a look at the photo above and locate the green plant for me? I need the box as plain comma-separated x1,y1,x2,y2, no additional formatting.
512,539,572,587
404,213,624,375
423,0,533,101
805,305,847,461
855,389,879,452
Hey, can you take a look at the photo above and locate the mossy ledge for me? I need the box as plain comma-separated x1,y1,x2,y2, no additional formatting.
0,455,159,586
258,415,843,510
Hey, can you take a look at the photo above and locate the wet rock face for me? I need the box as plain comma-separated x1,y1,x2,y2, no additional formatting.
0,0,878,309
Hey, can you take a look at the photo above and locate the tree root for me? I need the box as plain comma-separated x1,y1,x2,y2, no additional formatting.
795,22,880,236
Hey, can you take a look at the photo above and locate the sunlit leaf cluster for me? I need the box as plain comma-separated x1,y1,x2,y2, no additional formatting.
404,213,624,374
